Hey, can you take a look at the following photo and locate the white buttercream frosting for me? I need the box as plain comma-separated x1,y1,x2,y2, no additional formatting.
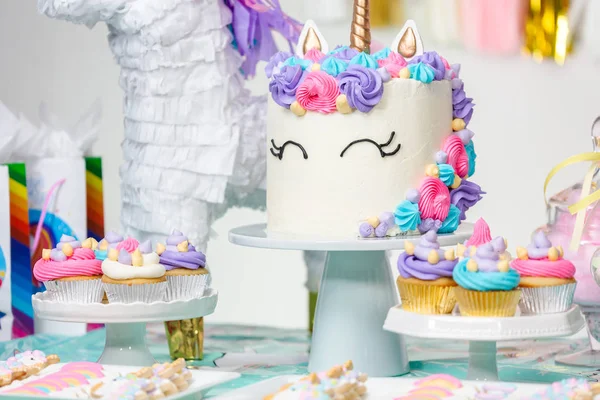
102,252,165,280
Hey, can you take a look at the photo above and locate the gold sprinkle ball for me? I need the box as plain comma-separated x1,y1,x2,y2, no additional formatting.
450,174,461,189
62,243,74,257
366,216,380,228
452,118,466,131
336,95,353,114
399,67,410,79
311,63,321,71
42,249,51,260
466,259,478,272
425,164,440,178
290,101,307,117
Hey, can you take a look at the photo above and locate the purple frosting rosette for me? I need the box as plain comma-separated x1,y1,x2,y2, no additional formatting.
159,231,206,271
397,231,458,280
269,64,307,108
452,78,474,125
338,65,384,113
450,180,485,221
409,51,446,81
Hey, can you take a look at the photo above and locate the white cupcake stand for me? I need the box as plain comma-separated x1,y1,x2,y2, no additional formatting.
228,223,474,377
384,305,585,381
32,289,218,366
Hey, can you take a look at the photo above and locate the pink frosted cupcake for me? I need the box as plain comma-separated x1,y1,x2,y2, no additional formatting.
511,231,576,314
33,234,103,303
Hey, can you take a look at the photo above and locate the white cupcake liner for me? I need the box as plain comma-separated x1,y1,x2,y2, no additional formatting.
519,283,576,315
103,281,167,304
43,279,104,303
165,273,211,301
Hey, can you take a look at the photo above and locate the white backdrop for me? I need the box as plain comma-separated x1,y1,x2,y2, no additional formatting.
0,0,599,329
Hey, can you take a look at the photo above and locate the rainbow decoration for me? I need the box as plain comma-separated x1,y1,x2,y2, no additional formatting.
85,157,104,241
4,362,104,395
28,210,75,287
0,246,5,289
7,163,33,338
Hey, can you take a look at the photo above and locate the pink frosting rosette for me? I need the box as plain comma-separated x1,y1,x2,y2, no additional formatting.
378,52,407,78
296,71,339,114
418,177,451,221
116,237,139,253
443,135,469,178
304,48,325,63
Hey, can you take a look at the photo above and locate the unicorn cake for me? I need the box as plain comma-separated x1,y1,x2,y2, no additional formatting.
265,1,483,238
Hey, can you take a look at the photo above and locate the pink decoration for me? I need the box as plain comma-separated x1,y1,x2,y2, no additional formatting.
116,237,140,253
378,52,407,78
511,258,576,279
303,48,325,63
443,135,469,178
418,177,451,221
33,248,101,282
465,218,492,247
440,56,451,70
296,71,339,114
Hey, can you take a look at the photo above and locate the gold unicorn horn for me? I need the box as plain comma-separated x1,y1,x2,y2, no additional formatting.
350,0,370,53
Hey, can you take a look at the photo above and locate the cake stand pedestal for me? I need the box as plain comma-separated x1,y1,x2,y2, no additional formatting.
32,289,218,366
383,305,585,381
229,223,473,377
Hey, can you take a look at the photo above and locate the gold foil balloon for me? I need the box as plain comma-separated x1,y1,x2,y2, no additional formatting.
165,318,204,360
350,0,371,53
523,0,573,65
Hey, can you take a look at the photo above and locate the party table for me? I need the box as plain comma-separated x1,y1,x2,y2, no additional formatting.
1,324,598,398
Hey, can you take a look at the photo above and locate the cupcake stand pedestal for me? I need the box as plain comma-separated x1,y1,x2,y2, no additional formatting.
228,223,473,377
384,305,585,381
32,289,218,366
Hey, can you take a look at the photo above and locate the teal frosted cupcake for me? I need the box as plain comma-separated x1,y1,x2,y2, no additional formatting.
453,243,521,317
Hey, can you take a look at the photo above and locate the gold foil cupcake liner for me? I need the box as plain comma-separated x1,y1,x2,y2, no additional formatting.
43,279,104,303
454,287,521,317
397,280,456,314
165,317,204,360
519,283,576,315
165,274,211,302
103,281,167,303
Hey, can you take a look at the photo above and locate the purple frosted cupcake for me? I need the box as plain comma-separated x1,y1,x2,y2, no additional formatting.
157,230,209,301
397,230,459,314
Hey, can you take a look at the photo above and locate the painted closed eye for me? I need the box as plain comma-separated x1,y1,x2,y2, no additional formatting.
340,131,401,158
270,139,308,160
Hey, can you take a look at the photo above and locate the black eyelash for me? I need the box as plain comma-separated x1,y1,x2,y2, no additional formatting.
339,131,401,158
270,139,308,160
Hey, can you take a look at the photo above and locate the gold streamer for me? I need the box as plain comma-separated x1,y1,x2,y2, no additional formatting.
165,317,204,360
350,0,371,53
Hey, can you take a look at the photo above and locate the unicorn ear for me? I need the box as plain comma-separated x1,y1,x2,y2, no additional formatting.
296,20,329,57
391,20,424,61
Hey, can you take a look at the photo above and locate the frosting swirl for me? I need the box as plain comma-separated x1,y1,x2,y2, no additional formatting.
116,238,139,253
320,56,348,77
34,247,102,281
269,65,307,109
438,163,455,187
372,47,391,60
418,218,442,234
418,177,450,221
394,200,421,232
511,232,576,279
443,134,469,178
304,48,325,63
452,78,474,125
465,141,477,177
349,52,378,69
408,62,435,84
410,51,446,81
338,65,384,113
453,258,520,292
439,204,460,234
296,71,339,114
378,52,407,78
464,218,492,247
160,244,206,271
265,51,292,78
397,231,457,280
330,46,359,62
450,180,485,221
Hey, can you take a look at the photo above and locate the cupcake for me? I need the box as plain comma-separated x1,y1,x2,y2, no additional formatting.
101,238,167,303
94,231,124,261
158,230,209,301
397,231,459,314
511,231,576,314
33,234,103,303
457,218,511,261
453,243,521,317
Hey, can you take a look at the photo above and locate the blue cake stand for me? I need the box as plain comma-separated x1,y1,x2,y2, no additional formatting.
228,223,473,377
